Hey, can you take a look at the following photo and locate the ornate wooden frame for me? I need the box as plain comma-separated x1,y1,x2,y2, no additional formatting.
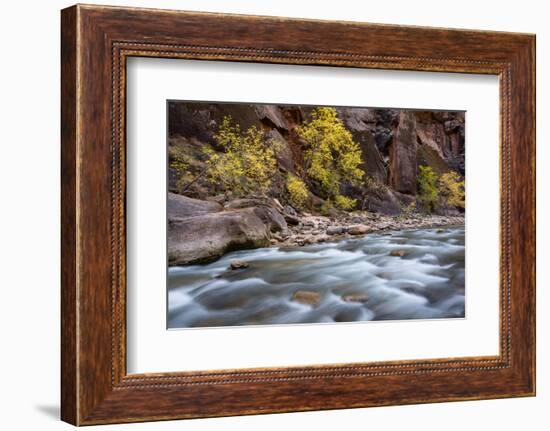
61,4,536,425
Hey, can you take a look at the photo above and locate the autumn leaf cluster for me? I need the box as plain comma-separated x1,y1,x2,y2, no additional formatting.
297,107,364,210
417,165,465,213
171,108,365,211
202,116,279,196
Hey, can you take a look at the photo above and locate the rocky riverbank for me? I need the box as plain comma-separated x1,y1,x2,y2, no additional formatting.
167,192,464,266
274,211,464,248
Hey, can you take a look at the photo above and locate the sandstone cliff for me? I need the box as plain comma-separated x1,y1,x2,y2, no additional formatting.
168,102,464,215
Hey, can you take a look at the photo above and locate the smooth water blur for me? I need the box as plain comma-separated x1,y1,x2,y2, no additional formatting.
168,225,465,328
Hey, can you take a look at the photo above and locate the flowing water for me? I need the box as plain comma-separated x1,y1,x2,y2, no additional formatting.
167,225,465,329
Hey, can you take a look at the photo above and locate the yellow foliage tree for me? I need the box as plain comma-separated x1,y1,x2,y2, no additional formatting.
438,171,465,209
334,195,356,211
297,107,363,210
203,116,278,196
286,174,309,209
417,165,439,213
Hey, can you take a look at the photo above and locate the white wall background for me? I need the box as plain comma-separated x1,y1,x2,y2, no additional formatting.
0,0,546,429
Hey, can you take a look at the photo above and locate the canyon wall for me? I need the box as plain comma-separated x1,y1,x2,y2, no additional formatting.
168,102,464,215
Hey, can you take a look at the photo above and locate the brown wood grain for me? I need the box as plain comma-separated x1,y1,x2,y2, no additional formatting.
60,4,536,425
60,5,78,425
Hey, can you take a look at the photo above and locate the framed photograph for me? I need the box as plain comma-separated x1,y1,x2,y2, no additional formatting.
61,4,536,425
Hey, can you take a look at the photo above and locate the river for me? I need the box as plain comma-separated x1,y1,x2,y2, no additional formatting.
167,225,465,329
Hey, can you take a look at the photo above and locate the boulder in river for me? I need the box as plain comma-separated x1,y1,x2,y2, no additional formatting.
224,197,288,233
229,259,249,270
168,195,288,265
326,226,345,235
292,290,322,306
342,294,369,303
347,224,370,235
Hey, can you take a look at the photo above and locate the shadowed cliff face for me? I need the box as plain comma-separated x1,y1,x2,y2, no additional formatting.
167,102,465,214
390,111,418,194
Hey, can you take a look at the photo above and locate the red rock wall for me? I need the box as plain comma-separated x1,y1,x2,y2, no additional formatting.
168,102,465,209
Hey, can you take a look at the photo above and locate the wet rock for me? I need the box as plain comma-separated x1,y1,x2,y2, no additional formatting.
347,224,370,235
342,294,369,303
436,228,446,233
292,290,322,305
284,214,301,225
389,250,406,257
326,226,345,235
229,259,249,270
